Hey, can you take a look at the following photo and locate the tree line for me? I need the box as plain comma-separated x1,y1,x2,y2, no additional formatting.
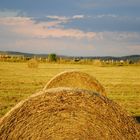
0,53,140,66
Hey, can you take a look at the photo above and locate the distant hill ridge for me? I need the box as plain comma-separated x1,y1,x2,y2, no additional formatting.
0,51,140,61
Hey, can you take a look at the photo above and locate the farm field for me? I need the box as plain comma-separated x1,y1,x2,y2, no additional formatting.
0,62,140,119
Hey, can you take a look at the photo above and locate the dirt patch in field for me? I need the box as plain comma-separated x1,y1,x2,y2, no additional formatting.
0,88,139,140
44,71,106,96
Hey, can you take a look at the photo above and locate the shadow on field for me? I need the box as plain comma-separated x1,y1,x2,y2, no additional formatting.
134,116,140,123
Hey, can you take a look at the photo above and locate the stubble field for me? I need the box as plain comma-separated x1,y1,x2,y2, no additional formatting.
0,62,140,120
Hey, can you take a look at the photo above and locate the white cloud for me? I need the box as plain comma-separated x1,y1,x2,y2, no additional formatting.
0,9,26,17
0,17,32,26
46,15,85,20
46,15,68,21
93,14,118,19
0,16,96,40
0,10,140,56
72,15,85,19
95,32,140,42
46,14,86,22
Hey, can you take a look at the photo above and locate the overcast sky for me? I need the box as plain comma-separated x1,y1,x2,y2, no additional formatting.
0,0,140,56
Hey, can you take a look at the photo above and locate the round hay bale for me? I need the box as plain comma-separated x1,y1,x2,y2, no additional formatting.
44,71,107,96
0,88,139,140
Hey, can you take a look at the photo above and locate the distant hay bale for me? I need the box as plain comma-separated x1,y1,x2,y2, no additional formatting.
27,58,39,68
44,71,107,96
0,88,139,140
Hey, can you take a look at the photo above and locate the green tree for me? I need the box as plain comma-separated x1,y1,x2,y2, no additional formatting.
48,53,57,62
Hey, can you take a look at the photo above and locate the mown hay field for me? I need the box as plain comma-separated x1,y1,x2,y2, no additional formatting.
0,62,140,118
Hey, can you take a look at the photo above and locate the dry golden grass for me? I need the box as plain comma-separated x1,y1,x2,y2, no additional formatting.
0,88,139,140
44,71,106,96
0,62,140,117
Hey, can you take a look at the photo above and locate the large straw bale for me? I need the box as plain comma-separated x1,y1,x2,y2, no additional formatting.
0,88,139,140
44,71,106,96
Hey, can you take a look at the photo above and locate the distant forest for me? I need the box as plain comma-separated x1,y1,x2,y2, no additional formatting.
0,51,140,62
